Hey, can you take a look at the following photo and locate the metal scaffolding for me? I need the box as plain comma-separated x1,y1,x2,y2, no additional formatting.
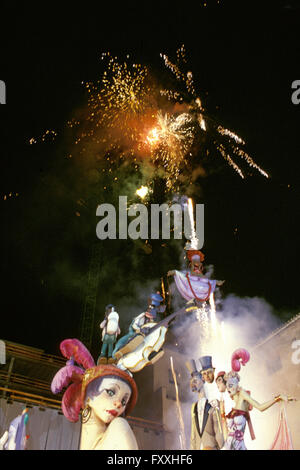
79,242,102,351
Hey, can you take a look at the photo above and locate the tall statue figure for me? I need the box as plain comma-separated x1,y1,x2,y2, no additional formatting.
215,371,228,440
168,248,224,306
98,304,120,364
198,355,221,404
186,359,224,450
223,348,295,450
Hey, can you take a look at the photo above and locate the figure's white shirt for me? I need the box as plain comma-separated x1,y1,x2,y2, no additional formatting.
197,397,207,433
203,381,219,404
132,312,148,331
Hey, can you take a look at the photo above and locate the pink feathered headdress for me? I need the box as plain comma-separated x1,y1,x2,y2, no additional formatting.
231,348,250,372
51,339,95,422
51,339,138,422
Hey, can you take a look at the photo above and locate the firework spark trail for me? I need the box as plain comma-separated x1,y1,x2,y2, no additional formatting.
217,125,245,145
209,292,218,337
170,356,186,450
29,130,58,145
160,45,269,181
195,304,210,340
160,45,196,99
234,148,269,178
182,197,201,250
187,198,198,248
216,143,245,179
2,192,19,201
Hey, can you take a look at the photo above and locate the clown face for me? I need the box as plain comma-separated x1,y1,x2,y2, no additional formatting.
88,378,131,424
190,255,203,275
226,376,239,398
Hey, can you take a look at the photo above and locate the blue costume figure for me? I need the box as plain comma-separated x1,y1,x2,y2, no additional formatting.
0,408,29,450
112,293,166,360
97,304,120,365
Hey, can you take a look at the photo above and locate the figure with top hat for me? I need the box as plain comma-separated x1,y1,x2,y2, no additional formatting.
186,357,224,450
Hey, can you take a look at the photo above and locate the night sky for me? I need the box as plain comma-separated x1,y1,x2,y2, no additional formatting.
0,1,299,358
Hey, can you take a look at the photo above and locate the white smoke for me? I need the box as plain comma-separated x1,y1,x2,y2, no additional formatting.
167,288,286,450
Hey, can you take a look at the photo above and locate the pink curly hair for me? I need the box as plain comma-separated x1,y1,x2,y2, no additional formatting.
231,348,250,372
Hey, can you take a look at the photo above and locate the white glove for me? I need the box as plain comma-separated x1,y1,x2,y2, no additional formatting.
0,431,8,450
209,399,219,408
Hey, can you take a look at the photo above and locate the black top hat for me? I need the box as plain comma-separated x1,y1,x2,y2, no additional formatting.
185,359,201,377
199,356,214,371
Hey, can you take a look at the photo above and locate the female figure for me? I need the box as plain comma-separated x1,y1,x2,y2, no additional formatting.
167,249,224,305
223,349,293,450
215,371,228,440
51,339,138,450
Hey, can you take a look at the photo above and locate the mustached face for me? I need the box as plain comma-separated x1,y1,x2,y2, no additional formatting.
88,377,131,424
201,368,215,384
190,376,203,393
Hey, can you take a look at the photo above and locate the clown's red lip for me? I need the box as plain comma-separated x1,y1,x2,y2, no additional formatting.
107,409,118,417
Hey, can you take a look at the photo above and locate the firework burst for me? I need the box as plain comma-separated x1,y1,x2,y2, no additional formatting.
70,52,156,159
90,53,152,120
31,46,268,196
160,45,269,180
145,111,195,189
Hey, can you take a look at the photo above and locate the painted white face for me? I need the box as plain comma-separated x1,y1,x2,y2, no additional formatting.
226,377,239,398
89,377,131,424
190,376,203,393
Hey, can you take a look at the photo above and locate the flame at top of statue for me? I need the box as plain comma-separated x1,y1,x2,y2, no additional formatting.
183,198,202,252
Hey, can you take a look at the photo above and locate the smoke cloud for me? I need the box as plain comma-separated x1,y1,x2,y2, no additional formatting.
166,283,287,449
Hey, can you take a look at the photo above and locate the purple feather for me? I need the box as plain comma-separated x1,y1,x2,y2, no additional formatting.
60,339,95,369
51,365,84,394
